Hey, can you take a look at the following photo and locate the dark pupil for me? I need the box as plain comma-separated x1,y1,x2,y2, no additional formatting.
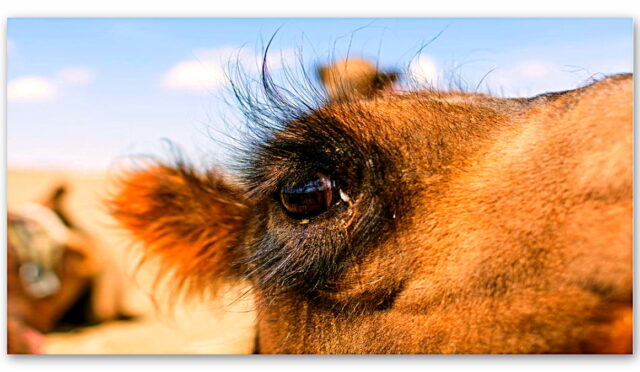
280,175,333,218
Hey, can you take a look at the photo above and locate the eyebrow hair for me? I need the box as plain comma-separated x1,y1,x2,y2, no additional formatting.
238,112,361,194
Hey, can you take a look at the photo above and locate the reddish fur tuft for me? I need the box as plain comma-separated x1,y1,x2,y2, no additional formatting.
109,163,248,297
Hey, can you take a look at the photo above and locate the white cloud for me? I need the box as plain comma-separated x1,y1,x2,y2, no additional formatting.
9,66,96,103
162,46,296,92
408,55,440,88
162,59,226,91
517,60,554,79
8,76,58,102
485,60,582,97
57,67,95,85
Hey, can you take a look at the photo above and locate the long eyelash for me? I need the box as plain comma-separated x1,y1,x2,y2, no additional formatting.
220,41,389,198
201,40,420,301
224,43,324,175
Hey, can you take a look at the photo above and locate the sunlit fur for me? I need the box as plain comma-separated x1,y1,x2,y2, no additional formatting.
110,56,632,354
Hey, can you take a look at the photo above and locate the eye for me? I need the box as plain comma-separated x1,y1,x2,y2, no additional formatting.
279,174,335,219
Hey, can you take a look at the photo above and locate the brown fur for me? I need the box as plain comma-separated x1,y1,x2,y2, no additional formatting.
110,58,632,354
318,58,399,101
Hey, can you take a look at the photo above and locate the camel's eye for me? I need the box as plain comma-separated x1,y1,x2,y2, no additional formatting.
280,174,334,219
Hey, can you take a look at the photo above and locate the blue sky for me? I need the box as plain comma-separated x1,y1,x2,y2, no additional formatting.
7,18,633,171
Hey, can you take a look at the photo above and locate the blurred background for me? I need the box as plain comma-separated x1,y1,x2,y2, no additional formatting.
6,18,633,354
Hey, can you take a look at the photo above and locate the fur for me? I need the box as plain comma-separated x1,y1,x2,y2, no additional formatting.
110,57,632,354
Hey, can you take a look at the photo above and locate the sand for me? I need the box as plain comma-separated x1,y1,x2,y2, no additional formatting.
7,169,256,354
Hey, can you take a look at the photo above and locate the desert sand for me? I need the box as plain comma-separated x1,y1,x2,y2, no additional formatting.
7,169,256,354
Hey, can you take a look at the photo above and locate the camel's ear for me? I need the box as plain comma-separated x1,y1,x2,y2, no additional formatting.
46,184,68,205
109,163,248,296
40,184,75,228
317,58,399,101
